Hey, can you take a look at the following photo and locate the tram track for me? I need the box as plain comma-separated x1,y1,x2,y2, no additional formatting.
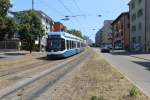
0,49,92,99
0,55,78,80
0,56,77,89
0,61,50,78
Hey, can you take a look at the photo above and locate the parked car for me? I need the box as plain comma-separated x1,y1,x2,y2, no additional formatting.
101,45,110,53
107,44,113,49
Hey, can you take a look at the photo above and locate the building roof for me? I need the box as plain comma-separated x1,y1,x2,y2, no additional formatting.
111,12,129,25
10,10,54,24
35,10,54,23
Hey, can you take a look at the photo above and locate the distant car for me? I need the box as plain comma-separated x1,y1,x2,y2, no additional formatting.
107,44,113,49
101,45,110,53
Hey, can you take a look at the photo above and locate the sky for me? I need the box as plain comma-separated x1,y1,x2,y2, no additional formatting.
11,0,129,42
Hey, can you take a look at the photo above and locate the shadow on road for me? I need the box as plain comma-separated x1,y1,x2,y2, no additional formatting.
37,56,68,61
132,61,150,71
4,53,27,56
0,57,5,59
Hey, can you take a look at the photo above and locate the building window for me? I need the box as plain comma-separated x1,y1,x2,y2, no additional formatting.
132,37,136,43
132,25,136,32
131,2,135,9
138,36,141,43
132,13,136,21
121,32,123,36
127,24,130,29
138,22,142,30
137,8,143,17
138,0,142,4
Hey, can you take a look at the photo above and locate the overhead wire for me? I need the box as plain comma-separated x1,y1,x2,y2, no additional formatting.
35,0,65,17
57,0,86,33
71,0,88,35
71,0,86,17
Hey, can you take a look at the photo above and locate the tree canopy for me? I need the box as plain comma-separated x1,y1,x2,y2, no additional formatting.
17,10,45,53
67,29,83,38
0,0,12,17
0,0,18,40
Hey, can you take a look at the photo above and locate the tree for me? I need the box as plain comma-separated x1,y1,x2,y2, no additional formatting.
5,17,18,39
82,35,89,40
0,16,18,40
0,0,12,17
0,0,18,40
0,16,6,40
67,29,83,38
17,10,45,53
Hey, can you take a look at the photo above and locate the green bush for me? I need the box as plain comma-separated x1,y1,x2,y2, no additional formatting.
91,96,105,100
129,86,139,97
91,96,97,100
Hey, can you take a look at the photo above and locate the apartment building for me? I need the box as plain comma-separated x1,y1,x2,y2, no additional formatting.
11,10,54,48
35,11,54,47
53,22,67,32
101,20,113,45
112,12,130,50
95,29,102,47
129,0,150,52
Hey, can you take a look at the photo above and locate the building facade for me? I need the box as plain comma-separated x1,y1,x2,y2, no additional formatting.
129,0,150,52
112,12,130,50
95,29,102,47
101,20,113,45
53,22,67,32
11,10,54,49
35,11,54,47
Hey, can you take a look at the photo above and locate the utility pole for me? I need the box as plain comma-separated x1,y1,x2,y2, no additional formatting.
32,0,34,10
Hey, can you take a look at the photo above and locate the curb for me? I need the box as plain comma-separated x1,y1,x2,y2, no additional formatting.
130,55,150,61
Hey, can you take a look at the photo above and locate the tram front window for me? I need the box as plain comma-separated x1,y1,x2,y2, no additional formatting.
47,38,65,51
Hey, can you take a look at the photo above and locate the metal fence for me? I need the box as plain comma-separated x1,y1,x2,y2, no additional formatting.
0,41,20,50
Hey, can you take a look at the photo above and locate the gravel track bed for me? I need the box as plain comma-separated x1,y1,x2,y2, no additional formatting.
1,49,91,100
34,49,150,100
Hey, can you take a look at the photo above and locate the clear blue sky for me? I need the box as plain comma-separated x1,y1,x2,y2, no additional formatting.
11,0,129,42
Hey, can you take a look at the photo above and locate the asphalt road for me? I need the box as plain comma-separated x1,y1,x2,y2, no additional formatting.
93,48,150,97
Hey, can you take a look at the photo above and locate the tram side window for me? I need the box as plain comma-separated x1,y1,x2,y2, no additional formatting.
61,39,65,51
80,42,81,48
78,42,80,48
73,41,75,48
72,41,74,48
75,41,77,48
72,41,73,49
67,40,70,50
70,40,72,49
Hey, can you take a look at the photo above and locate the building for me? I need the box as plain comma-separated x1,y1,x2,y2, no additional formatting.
129,0,150,52
11,10,54,49
53,22,67,32
95,29,102,47
35,11,54,47
101,20,113,45
112,12,130,50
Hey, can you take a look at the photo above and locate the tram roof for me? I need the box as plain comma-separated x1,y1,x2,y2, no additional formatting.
48,32,83,41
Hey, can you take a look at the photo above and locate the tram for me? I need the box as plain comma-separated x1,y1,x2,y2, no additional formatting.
46,32,85,58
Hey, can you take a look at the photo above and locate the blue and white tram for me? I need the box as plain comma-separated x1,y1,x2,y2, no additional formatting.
46,32,85,58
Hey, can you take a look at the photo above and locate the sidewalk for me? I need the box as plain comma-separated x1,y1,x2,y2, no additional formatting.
130,54,150,61
110,50,150,61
